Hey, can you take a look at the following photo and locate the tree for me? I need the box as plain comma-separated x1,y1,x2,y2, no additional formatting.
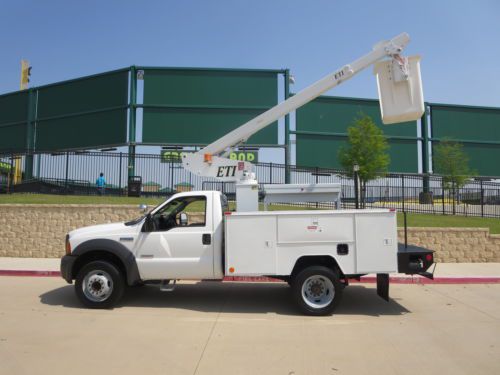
433,139,473,211
338,114,390,207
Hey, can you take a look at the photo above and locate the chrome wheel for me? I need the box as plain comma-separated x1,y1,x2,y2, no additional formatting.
82,270,113,302
301,275,335,309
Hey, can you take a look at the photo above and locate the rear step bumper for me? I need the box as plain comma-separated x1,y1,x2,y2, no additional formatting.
397,243,435,278
376,244,435,301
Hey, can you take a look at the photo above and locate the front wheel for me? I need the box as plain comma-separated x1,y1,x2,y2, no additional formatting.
292,266,343,316
75,261,125,308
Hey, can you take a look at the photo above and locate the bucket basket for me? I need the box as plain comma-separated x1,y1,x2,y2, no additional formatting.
374,55,424,124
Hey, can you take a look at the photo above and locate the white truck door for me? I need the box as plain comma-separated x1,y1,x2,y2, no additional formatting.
135,194,214,280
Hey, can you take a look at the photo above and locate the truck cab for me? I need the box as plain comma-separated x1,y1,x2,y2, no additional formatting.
134,191,226,280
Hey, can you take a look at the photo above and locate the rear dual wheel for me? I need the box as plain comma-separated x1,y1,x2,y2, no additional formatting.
292,266,342,316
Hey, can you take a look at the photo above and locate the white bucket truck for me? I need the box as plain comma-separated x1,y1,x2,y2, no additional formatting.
61,33,433,315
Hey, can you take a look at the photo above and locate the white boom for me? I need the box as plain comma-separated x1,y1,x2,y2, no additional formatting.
182,32,418,186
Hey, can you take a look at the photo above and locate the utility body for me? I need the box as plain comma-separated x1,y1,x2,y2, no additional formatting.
60,33,433,315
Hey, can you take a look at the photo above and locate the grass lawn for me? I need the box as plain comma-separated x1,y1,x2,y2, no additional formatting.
397,212,500,234
1,193,499,233
0,193,165,206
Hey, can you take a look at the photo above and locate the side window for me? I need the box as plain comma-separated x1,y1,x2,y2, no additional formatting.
151,196,206,231
183,198,206,226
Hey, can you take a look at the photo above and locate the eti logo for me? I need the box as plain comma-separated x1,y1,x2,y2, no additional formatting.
216,166,237,178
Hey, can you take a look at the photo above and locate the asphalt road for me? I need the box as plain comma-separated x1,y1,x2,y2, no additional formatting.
0,277,499,375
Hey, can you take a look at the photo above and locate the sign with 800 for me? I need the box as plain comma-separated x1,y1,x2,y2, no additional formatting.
161,150,258,163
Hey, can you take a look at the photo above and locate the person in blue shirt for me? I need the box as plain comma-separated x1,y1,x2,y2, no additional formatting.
96,172,106,195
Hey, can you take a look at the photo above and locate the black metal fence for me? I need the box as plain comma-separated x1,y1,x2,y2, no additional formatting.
1,150,500,218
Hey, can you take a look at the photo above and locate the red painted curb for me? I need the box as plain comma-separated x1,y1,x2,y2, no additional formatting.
1,270,500,284
348,276,500,284
0,270,61,277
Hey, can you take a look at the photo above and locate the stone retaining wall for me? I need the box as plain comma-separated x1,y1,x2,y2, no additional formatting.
0,205,499,262
0,205,143,258
397,227,500,263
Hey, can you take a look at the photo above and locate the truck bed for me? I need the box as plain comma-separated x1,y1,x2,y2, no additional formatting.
224,209,398,277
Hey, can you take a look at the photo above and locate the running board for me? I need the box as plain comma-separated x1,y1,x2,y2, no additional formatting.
160,279,176,292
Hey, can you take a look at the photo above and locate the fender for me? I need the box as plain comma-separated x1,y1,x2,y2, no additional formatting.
71,239,141,286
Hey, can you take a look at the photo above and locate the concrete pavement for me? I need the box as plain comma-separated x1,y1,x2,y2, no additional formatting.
0,276,499,375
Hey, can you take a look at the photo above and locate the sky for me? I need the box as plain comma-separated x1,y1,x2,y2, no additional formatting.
1,0,499,164
2,0,499,105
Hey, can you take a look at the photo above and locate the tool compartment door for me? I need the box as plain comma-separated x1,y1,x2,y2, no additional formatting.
225,215,276,275
355,212,398,273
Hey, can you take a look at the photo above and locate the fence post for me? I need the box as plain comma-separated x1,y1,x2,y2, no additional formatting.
36,153,41,178
441,178,445,215
452,181,456,215
354,168,359,209
170,157,174,191
119,152,123,196
7,153,14,193
65,151,70,194
480,179,484,217
401,174,405,212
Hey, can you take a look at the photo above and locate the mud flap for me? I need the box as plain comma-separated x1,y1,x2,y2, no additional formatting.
377,273,389,302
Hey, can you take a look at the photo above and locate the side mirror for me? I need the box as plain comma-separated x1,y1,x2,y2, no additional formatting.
139,204,148,213
179,212,188,226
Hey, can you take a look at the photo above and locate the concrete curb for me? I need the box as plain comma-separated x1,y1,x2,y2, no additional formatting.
1,269,500,284
0,270,61,277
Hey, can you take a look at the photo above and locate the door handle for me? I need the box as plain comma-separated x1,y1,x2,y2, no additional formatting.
202,234,211,245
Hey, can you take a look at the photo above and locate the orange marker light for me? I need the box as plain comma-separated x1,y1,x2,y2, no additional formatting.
204,153,213,163
65,235,71,255
229,267,235,273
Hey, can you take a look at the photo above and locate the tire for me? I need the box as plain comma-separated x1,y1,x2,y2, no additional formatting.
291,266,343,316
75,261,125,309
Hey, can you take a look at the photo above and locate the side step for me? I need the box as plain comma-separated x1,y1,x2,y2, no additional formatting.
160,279,176,292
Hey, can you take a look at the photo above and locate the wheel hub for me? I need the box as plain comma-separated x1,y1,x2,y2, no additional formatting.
309,281,324,296
83,271,113,302
301,275,335,309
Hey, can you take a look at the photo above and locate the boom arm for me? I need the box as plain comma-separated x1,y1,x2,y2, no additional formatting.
182,32,410,181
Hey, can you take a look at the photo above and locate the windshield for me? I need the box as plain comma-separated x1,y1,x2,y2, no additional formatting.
124,198,170,226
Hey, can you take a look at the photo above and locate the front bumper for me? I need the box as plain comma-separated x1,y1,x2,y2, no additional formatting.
398,243,435,278
60,255,77,283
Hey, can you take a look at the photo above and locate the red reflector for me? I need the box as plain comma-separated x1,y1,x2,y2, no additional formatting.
389,208,396,212
224,211,232,216
426,254,433,262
